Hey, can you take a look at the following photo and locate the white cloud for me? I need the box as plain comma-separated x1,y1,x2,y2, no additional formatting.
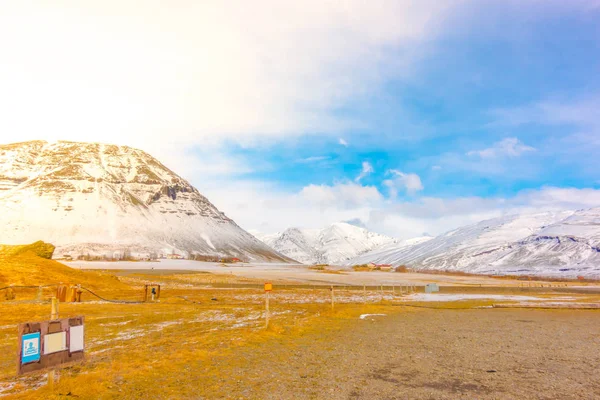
490,97,600,130
200,178,600,239
354,161,374,182
199,179,379,233
300,182,383,209
467,137,536,158
383,170,424,197
296,156,330,164
367,186,600,238
488,97,600,166
338,138,349,147
0,1,460,157
513,186,600,210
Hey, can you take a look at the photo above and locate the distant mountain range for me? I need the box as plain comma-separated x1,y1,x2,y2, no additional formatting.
256,222,395,265
346,209,600,277
259,207,600,277
0,140,292,262
4,140,598,277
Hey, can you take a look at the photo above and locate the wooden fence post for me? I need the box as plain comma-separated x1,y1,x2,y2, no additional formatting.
265,291,270,328
49,298,59,390
51,297,59,320
330,286,335,310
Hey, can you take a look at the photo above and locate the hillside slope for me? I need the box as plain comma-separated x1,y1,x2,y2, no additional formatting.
0,243,130,290
0,141,292,262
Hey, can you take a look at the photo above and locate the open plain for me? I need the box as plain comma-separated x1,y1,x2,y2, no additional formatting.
1,255,599,399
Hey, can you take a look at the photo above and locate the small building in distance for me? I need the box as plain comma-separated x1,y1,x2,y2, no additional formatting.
425,283,440,293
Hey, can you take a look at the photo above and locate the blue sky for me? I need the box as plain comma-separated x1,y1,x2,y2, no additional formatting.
189,1,600,233
2,1,600,237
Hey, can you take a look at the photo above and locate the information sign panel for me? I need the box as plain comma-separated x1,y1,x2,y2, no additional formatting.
44,332,67,355
21,332,41,364
70,325,84,352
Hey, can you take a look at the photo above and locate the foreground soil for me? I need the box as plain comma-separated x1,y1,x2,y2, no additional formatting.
228,308,600,400
5,305,597,399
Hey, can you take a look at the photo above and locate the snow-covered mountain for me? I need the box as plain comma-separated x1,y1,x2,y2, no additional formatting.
346,210,600,277
347,235,434,264
257,222,396,265
0,140,292,262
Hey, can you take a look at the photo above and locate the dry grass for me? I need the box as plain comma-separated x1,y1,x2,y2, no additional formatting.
0,242,55,260
318,269,346,275
0,253,129,291
0,287,394,398
0,252,400,398
0,254,598,399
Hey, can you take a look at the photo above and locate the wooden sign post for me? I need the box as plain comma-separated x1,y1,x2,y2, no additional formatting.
49,297,58,389
264,283,272,328
51,298,58,320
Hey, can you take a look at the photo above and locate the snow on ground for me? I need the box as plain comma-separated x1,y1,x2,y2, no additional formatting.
359,314,387,320
232,291,396,304
99,320,133,327
89,309,301,353
401,293,576,302
0,382,16,398
66,259,563,287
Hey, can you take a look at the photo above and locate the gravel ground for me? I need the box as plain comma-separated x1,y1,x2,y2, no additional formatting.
215,308,600,399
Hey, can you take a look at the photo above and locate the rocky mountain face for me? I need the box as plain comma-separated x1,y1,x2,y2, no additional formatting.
0,140,292,262
346,210,600,277
257,222,396,265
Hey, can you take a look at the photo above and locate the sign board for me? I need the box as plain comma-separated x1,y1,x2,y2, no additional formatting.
264,282,273,292
425,283,440,293
17,316,85,375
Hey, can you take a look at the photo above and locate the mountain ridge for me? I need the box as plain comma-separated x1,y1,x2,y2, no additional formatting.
257,222,396,265
0,140,293,262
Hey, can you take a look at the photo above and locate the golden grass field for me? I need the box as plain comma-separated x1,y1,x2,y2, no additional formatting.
1,249,599,399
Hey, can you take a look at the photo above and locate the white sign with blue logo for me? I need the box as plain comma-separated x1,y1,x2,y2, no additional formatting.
21,332,41,364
